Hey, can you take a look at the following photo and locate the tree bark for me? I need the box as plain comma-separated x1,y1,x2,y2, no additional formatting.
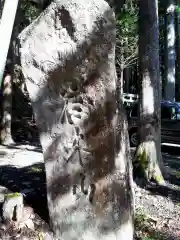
164,0,176,101
124,67,130,93
119,63,124,95
0,0,19,87
0,0,19,144
175,0,180,101
134,0,165,185
19,0,134,239
0,62,14,144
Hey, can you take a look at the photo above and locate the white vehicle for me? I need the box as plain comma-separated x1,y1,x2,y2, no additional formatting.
122,93,138,107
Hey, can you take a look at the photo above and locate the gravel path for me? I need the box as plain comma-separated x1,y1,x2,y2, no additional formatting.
0,144,179,239
134,147,180,239
135,183,180,239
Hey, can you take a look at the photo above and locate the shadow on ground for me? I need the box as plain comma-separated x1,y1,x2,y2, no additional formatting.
146,164,180,204
147,183,180,204
0,163,49,222
148,146,180,203
131,146,180,204
1,143,42,153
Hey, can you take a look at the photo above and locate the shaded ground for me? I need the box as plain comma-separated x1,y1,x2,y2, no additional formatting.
0,145,48,220
0,163,48,221
0,144,53,239
150,146,180,203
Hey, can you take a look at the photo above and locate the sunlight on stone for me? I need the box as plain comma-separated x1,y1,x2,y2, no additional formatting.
58,189,86,210
116,219,134,240
81,232,98,240
40,133,52,151
58,194,75,209
68,210,87,223
115,124,126,173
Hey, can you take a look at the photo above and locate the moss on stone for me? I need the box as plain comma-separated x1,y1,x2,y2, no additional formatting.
38,231,44,240
29,166,43,173
5,192,22,199
153,174,164,184
135,148,149,170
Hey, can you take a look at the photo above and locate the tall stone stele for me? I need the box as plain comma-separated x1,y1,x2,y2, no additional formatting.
19,0,134,239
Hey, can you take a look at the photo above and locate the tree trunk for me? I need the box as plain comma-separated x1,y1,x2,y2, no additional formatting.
0,64,14,144
0,0,19,144
175,0,180,101
159,13,166,99
164,0,176,102
124,67,130,93
134,0,165,185
19,1,134,239
119,63,124,95
0,0,19,87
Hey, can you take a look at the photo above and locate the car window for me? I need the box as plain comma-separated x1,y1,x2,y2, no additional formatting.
131,104,138,117
130,103,179,119
161,105,177,120
171,106,180,120
161,106,171,119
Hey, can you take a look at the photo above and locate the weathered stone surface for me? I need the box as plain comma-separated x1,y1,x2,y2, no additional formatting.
2,193,23,223
19,0,133,239
0,186,9,204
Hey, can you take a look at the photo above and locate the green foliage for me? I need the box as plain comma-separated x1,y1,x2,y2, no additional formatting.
135,209,163,240
1,0,41,29
116,1,138,67
175,6,180,13
116,7,137,40
19,0,41,29
22,1,40,20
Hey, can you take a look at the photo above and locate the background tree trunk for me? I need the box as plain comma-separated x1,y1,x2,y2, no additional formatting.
175,0,180,101
0,0,19,87
19,1,134,239
134,0,165,185
124,67,130,93
0,0,19,144
0,60,14,144
164,0,176,101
